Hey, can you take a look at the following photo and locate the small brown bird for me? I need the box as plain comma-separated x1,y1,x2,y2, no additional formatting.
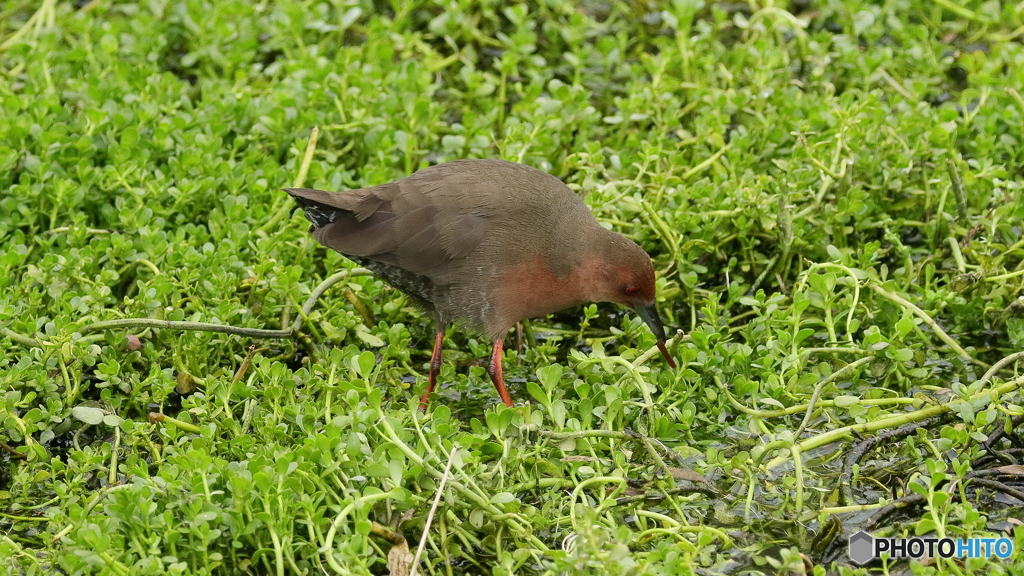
287,159,675,408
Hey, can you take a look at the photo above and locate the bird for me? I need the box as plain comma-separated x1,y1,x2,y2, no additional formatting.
286,159,676,409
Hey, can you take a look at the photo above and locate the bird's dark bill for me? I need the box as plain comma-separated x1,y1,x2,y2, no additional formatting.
634,303,677,368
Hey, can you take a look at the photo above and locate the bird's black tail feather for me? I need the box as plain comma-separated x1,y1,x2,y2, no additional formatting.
285,190,345,230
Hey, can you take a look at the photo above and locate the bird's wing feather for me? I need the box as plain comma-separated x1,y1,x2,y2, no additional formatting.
286,172,495,285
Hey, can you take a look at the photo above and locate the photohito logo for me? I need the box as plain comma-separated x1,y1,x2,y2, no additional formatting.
848,530,1014,565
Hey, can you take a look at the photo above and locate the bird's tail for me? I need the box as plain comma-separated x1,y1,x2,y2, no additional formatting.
284,188,347,230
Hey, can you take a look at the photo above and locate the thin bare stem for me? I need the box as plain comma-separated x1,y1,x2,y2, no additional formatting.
765,373,1024,470
409,445,459,576
1,327,45,347
1006,88,1024,116
633,330,688,367
868,283,986,367
682,142,731,180
792,356,874,439
978,351,1024,386
74,268,371,340
946,158,967,223
81,319,292,338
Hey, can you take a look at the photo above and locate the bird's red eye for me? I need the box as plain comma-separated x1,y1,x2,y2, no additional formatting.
625,286,639,295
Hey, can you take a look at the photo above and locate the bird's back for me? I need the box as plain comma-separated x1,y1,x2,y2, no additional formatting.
288,159,601,332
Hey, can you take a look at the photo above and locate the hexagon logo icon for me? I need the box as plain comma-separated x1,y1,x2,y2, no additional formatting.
848,530,874,565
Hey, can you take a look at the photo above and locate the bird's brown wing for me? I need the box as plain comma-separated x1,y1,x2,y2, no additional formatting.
286,169,492,285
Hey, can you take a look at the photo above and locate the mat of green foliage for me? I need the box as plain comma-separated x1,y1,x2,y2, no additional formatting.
3,0,1024,574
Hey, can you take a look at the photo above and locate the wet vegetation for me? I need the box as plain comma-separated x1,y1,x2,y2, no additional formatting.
2,0,1024,574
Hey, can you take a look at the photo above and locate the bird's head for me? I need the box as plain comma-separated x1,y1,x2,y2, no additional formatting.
591,234,677,369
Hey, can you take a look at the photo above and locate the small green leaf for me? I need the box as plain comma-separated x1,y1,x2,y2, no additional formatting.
354,351,376,378
432,405,451,422
956,401,975,424
551,400,566,429
1008,318,1024,347
887,348,913,362
490,492,515,504
498,407,514,431
340,7,362,30
536,364,563,390
71,406,105,426
102,414,124,427
833,396,860,408
853,11,875,36
808,274,827,295
895,313,915,340
356,330,385,348
795,328,815,345
195,511,219,523
914,517,937,536
526,382,547,406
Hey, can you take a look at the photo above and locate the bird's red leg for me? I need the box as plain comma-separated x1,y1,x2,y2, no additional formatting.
418,329,445,411
487,338,513,407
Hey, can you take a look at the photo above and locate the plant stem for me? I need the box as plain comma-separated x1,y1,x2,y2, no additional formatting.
945,158,967,223
868,283,984,366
